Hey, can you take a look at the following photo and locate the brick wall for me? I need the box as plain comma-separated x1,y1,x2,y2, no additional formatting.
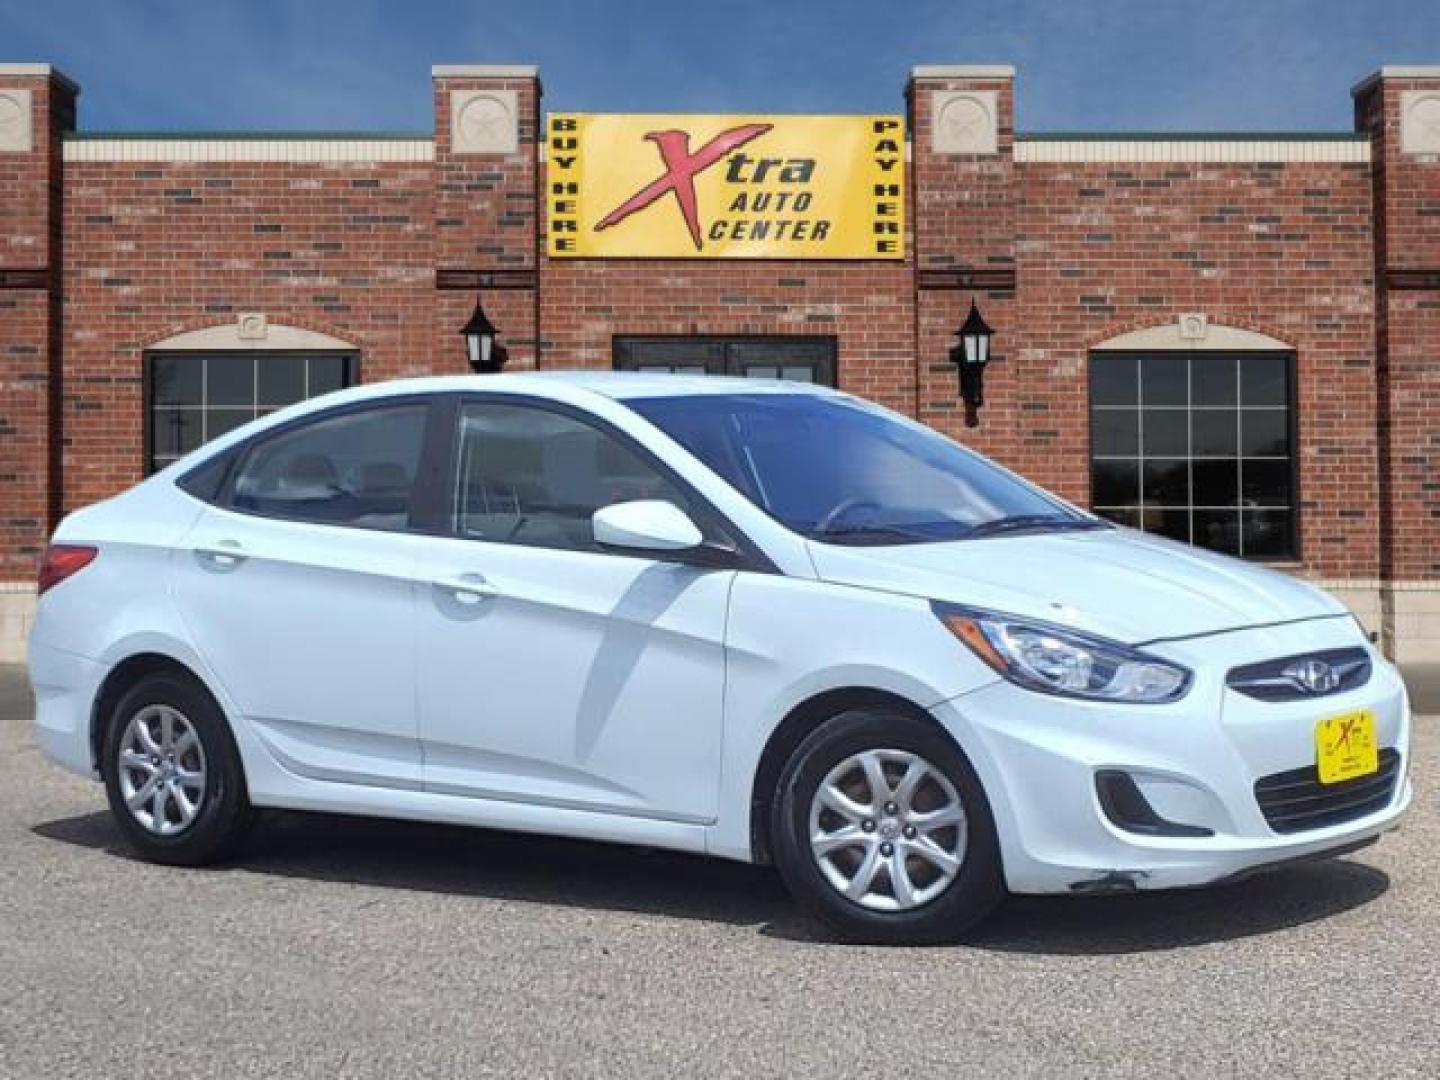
1357,73,1440,582
0,69,74,581
60,155,437,510
1355,71,1440,658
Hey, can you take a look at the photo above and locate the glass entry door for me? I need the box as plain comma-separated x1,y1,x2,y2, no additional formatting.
613,336,836,386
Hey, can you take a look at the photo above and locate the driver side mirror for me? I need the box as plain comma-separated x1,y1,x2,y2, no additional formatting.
592,500,704,554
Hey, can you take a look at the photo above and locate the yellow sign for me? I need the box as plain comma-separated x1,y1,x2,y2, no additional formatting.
1315,710,1379,785
547,113,905,259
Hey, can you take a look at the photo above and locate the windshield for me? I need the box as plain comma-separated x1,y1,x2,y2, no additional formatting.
627,392,1104,545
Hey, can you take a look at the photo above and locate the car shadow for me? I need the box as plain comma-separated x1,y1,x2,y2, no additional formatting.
32,809,1389,954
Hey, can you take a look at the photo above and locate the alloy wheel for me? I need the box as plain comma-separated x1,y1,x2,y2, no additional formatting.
116,704,208,836
807,748,968,912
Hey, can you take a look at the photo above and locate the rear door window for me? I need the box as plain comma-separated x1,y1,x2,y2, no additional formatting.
228,403,429,531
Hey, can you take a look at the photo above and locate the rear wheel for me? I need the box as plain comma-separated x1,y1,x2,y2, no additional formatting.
771,708,1004,944
101,672,251,865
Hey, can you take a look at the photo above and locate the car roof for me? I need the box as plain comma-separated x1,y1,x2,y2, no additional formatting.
317,370,842,408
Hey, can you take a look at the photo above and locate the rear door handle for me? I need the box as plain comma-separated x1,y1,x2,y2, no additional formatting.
195,539,247,570
432,573,499,605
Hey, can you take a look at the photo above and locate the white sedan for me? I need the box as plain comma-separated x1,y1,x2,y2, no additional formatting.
29,373,1411,943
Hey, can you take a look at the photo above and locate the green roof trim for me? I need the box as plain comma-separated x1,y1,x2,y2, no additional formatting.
66,131,432,141
1018,131,1369,142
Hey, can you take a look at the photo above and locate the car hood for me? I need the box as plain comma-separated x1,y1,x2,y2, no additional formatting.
806,526,1348,645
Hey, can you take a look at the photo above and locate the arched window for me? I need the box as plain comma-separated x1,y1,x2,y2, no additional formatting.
143,323,359,473
1088,324,1296,560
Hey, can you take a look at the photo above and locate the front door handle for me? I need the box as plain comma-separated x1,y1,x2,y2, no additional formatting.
195,539,247,571
432,573,499,605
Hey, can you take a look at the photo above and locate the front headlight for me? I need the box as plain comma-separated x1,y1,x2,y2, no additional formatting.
933,603,1191,704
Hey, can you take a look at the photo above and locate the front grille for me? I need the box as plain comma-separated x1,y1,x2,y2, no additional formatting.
1227,647,1371,702
1254,749,1401,834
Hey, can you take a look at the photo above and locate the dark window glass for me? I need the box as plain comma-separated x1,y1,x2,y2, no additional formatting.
177,448,234,503
207,410,253,440
453,402,690,553
1091,409,1139,457
1241,459,1290,506
1091,459,1139,507
1191,356,1238,408
614,336,836,385
1090,354,1138,407
207,356,255,408
308,355,352,396
151,356,203,408
1194,510,1242,555
152,410,203,458
1148,508,1192,544
1244,510,1293,558
1241,355,1289,406
1190,410,1237,457
1192,460,1239,507
145,352,357,473
1141,410,1189,457
1140,355,1187,406
1241,410,1289,457
1099,506,1140,529
1089,350,1295,559
1143,459,1189,505
258,355,306,407
230,404,426,530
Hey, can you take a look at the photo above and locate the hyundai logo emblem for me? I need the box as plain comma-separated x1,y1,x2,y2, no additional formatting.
1283,658,1340,694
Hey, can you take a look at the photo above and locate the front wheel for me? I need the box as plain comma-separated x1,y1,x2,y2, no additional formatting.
771,708,1004,944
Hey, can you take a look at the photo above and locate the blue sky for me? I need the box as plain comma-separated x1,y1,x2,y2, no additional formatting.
3,0,1436,133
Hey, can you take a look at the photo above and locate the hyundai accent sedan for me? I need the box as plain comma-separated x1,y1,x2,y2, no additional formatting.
30,373,1411,943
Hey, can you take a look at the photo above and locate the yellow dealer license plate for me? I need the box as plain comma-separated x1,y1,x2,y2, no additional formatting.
1315,710,1378,785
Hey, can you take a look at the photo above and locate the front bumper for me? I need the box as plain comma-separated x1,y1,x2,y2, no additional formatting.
932,617,1412,895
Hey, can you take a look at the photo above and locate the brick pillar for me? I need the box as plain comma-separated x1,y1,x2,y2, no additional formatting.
1354,67,1440,662
430,65,541,373
0,64,76,655
908,66,1029,479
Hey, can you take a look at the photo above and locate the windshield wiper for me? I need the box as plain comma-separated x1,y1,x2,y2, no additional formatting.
966,514,1109,538
810,522,938,545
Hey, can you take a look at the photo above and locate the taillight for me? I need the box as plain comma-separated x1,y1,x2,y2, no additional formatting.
37,544,98,595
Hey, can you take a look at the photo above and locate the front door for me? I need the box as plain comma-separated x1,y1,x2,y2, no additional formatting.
614,335,836,386
413,396,734,823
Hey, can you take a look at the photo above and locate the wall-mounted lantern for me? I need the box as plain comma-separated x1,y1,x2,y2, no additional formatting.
461,294,507,373
948,299,994,427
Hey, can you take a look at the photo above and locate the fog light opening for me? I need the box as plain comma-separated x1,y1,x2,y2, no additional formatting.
1095,770,1214,839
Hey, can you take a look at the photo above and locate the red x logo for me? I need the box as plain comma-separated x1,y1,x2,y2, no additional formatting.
595,123,773,251
1329,715,1359,753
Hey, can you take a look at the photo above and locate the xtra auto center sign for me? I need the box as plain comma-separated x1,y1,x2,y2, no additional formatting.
546,114,905,259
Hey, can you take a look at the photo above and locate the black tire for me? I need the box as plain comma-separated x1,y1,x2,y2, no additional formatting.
771,708,1005,944
101,671,252,866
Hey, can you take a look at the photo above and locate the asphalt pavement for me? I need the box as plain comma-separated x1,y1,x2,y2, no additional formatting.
1,665,1436,1078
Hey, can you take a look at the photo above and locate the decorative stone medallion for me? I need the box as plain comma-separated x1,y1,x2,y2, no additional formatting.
932,90,998,155
237,312,268,341
451,89,519,155
0,89,33,153
1400,91,1440,155
1178,313,1209,341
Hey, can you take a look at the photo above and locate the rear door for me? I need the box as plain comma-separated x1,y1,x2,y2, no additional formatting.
174,397,444,790
412,394,735,823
